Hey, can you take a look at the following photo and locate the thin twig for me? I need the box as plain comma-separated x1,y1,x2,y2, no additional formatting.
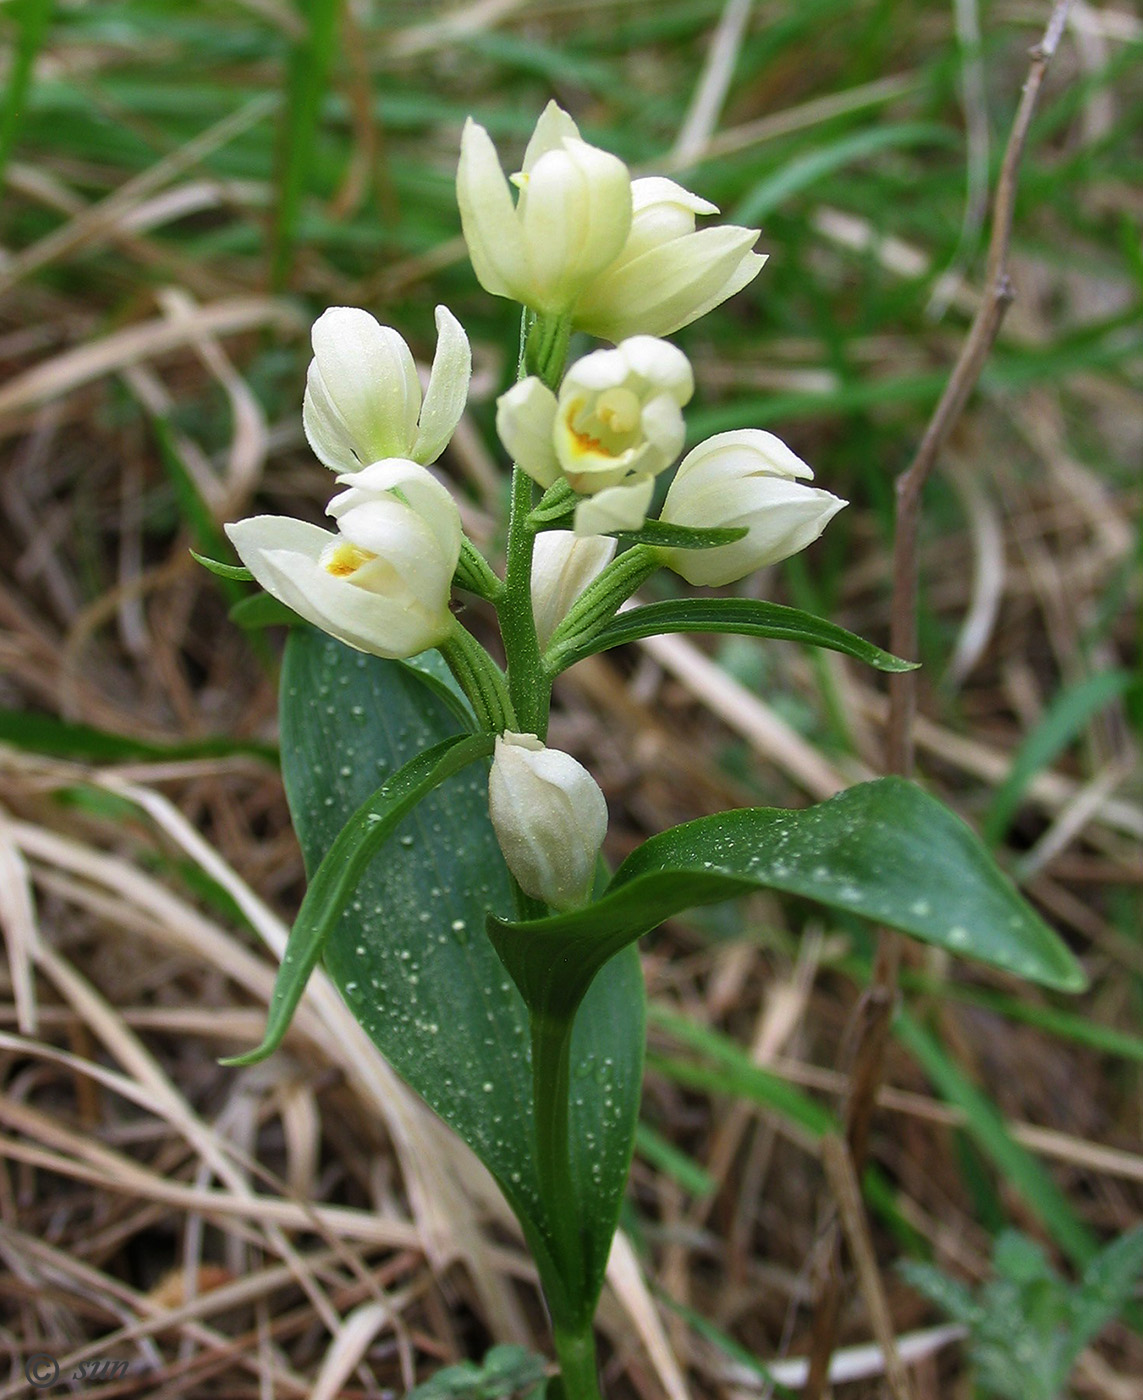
820,1134,915,1400
803,4,1074,1394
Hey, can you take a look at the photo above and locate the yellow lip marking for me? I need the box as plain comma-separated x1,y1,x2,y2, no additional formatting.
322,541,376,578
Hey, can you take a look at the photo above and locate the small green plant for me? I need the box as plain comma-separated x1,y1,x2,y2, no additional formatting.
408,1344,549,1400
901,1227,1143,1400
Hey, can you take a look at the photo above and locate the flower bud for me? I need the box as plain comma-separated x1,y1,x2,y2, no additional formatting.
457,102,632,317
488,732,608,910
497,336,692,531
531,530,617,649
574,177,766,341
225,460,462,658
660,430,847,587
303,305,471,473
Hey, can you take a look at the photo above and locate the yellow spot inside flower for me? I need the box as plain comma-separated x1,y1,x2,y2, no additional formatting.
322,541,376,578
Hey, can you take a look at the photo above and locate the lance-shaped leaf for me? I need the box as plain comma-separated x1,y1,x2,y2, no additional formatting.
223,731,495,1066
488,777,1085,1025
534,513,748,552
272,628,644,1327
546,596,914,675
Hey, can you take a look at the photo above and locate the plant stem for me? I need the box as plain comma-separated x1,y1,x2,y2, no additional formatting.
552,1325,602,1400
500,465,549,737
531,1011,602,1398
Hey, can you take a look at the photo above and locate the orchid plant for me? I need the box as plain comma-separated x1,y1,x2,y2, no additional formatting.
204,104,1085,1400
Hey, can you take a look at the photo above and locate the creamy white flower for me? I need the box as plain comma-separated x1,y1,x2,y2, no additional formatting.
574,176,766,341
572,478,655,537
457,102,632,316
660,430,846,587
497,337,692,532
488,732,608,910
531,530,617,649
225,460,461,658
302,305,470,473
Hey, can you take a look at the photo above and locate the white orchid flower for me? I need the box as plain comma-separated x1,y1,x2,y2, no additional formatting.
456,102,632,317
488,731,608,910
497,336,693,533
225,460,462,658
660,430,846,586
302,305,471,473
574,176,766,342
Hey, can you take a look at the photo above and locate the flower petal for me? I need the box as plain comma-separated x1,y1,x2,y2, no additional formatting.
410,305,471,465
457,117,529,301
573,476,654,535
521,100,582,174
309,307,422,463
496,378,560,486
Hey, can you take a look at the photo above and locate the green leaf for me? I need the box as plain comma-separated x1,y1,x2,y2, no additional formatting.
546,597,915,675
191,549,254,582
222,730,495,1067
490,778,1085,1006
273,628,644,1321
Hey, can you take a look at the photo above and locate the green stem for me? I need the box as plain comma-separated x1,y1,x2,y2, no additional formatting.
532,1010,588,1314
437,623,515,733
499,466,549,737
552,1325,602,1400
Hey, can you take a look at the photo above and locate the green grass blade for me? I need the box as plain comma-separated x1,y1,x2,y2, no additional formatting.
0,0,53,187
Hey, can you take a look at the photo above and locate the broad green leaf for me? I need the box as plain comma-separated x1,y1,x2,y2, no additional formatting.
490,778,1086,1005
276,628,644,1323
223,731,495,1067
546,598,915,675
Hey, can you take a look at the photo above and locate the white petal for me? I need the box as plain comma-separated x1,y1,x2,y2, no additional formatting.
411,305,471,464
666,482,847,587
521,140,631,310
457,117,529,301
630,176,719,217
531,530,617,649
496,378,560,486
225,516,448,657
637,393,686,473
576,227,766,341
522,100,582,173
335,498,456,602
619,335,694,403
573,476,654,535
333,457,462,567
562,346,629,395
309,308,421,461
302,360,358,472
